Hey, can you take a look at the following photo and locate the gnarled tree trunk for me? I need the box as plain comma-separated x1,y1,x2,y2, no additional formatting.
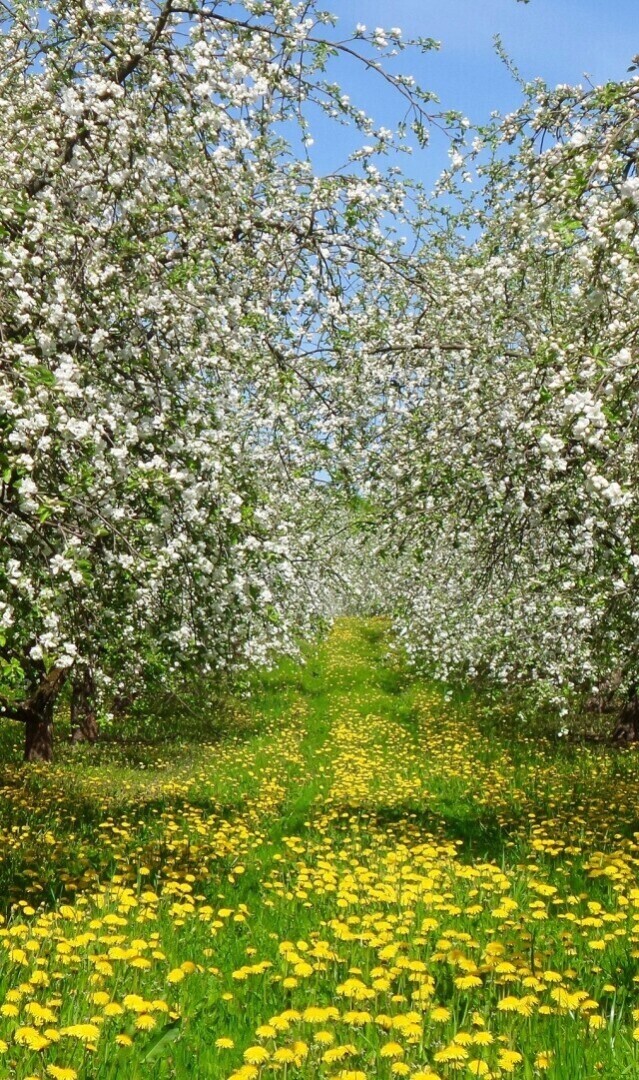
71,669,99,744
24,706,54,762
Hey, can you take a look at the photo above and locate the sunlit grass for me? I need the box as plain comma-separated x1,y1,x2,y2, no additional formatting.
1,619,639,1077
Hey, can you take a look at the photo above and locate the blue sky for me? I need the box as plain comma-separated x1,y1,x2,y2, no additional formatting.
308,0,639,188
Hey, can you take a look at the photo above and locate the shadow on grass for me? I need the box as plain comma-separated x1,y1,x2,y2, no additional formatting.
326,800,522,865
0,783,249,915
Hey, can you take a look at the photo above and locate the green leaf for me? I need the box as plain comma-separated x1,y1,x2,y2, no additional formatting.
142,1018,182,1063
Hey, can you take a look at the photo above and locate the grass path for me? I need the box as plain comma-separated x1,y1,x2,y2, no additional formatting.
2,619,639,1078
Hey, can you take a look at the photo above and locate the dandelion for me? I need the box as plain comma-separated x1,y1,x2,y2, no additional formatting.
391,1065,411,1077
434,1044,469,1063
46,1067,78,1080
497,1049,523,1072
380,1042,404,1058
272,1048,296,1063
468,1062,491,1077
243,1045,270,1065
123,995,148,1013
15,1026,51,1051
59,1024,100,1042
323,1044,358,1064
103,1003,124,1017
135,1014,156,1031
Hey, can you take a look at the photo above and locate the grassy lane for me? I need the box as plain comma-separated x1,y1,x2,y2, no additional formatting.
2,620,639,1077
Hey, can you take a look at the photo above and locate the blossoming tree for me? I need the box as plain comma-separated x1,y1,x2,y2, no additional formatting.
375,72,639,730
0,0,439,758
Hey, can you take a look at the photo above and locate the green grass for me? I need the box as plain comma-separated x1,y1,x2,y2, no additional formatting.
0,618,639,1078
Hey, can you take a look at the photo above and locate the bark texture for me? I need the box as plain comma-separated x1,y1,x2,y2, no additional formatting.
24,709,54,762
612,685,639,744
70,670,99,744
19,667,67,761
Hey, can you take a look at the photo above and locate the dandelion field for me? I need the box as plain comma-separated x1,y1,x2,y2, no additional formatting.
3,619,639,1079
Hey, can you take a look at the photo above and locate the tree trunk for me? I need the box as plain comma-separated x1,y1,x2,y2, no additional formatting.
71,669,99,744
612,683,639,744
18,666,68,762
24,708,54,762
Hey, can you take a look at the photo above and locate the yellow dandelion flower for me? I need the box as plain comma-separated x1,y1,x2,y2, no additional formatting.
455,975,482,990
496,1049,523,1072
291,1040,308,1062
46,1067,78,1080
135,1014,156,1031
468,1062,491,1077
473,1031,494,1046
115,1034,133,1047
535,1051,554,1070
323,1043,358,1064
434,1044,469,1063
15,1026,51,1051
303,1006,332,1023
343,1010,373,1026
59,1024,100,1042
391,1064,411,1077
550,988,581,1010
255,1024,277,1038
166,968,185,984
314,1029,334,1045
131,957,152,970
448,1032,471,1048
243,1045,270,1065
430,1007,451,1022
215,1037,235,1049
380,1042,404,1058
272,1048,296,1063
497,997,521,1013
123,994,148,1013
